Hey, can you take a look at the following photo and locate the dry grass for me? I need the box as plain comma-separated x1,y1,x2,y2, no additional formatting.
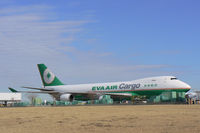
0,105,200,133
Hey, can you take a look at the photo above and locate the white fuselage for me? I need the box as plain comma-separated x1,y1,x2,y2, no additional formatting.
45,76,191,95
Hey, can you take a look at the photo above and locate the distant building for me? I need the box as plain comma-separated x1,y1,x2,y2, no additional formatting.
0,93,22,106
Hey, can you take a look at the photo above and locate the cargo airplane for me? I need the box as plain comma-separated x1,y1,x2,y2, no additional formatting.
9,64,191,101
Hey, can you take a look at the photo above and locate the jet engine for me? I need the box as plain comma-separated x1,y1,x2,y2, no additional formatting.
99,95,104,100
60,94,74,102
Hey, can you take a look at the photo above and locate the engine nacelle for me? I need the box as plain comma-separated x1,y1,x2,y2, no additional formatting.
60,94,74,102
99,95,104,100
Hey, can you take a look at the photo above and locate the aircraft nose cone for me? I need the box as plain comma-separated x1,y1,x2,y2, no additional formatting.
185,83,191,89
180,81,191,89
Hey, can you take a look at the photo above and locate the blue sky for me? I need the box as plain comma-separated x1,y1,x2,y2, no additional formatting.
0,0,200,100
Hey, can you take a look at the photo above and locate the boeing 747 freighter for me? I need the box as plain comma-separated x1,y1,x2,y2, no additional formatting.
9,64,191,101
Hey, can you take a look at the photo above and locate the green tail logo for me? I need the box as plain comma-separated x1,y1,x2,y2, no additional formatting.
37,64,64,86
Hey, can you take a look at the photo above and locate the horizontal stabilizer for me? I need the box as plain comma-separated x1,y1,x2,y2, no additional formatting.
8,87,18,93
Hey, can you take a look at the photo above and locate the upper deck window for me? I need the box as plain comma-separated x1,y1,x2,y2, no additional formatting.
171,78,178,80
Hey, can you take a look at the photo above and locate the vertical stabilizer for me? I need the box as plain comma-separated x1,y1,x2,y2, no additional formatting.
37,64,64,86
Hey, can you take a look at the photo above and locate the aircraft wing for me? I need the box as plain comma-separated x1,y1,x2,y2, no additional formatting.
9,87,132,97
64,91,133,97
62,91,132,97
17,91,59,94
9,87,94,95
104,93,132,97
22,86,54,91
20,87,98,95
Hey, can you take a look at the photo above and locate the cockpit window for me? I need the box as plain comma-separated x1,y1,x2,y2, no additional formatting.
171,78,178,80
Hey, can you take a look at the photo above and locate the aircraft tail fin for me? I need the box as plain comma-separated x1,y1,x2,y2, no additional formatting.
37,64,64,87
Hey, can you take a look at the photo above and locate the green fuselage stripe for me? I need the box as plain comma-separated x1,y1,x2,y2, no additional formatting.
104,88,190,96
75,88,190,101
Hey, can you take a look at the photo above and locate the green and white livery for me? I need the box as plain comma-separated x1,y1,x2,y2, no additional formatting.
9,64,191,101
37,64,64,86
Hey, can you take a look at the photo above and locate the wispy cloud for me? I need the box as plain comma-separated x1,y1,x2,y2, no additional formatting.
0,5,53,15
0,5,89,56
0,4,171,93
0,5,93,87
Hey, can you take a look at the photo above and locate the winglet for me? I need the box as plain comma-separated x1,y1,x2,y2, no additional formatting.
8,87,18,93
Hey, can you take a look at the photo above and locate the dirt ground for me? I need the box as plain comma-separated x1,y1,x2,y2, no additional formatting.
0,105,200,133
